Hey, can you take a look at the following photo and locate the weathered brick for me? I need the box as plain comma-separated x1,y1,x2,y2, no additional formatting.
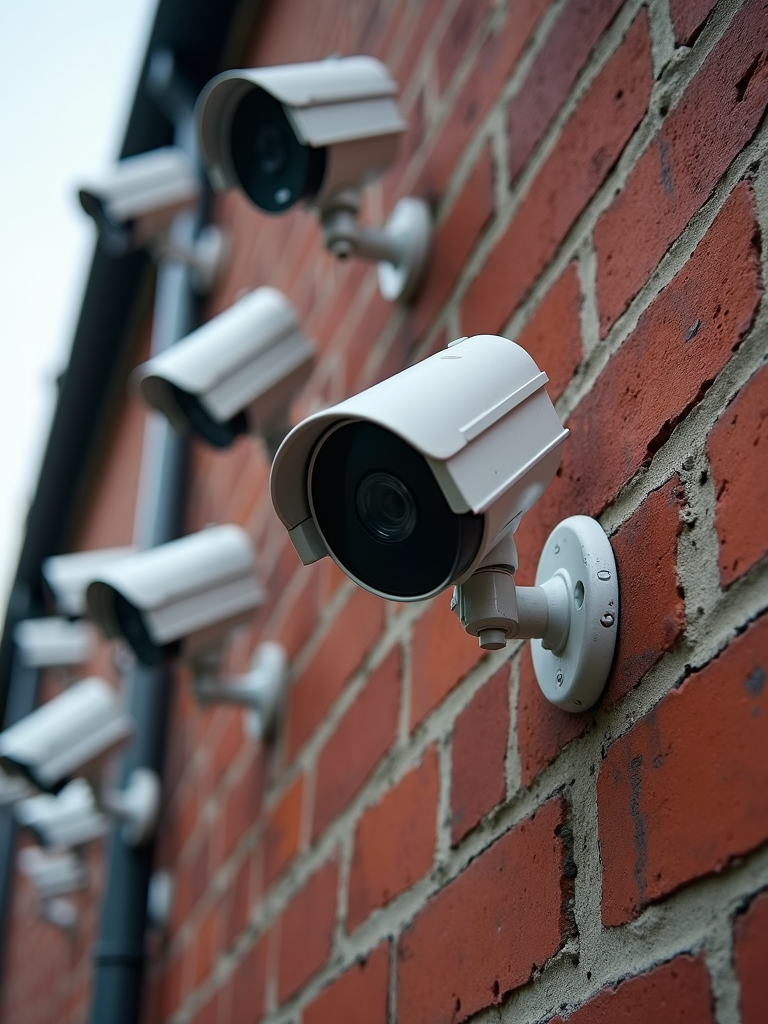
411,595,486,729
277,858,338,1003
313,647,401,838
435,0,494,94
221,852,255,950
220,752,264,864
230,935,268,1024
508,0,624,180
599,612,768,925
606,478,686,705
304,942,389,1024
410,146,495,342
708,364,768,587
517,644,591,788
398,798,571,1024
566,182,762,516
450,667,509,843
264,775,305,888
515,262,582,402
594,0,768,334
462,12,652,337
548,954,715,1023
419,0,550,200
286,589,385,758
734,889,768,1024
670,0,718,45
348,746,439,930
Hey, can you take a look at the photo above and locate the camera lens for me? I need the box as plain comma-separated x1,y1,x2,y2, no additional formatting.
309,422,483,600
230,87,326,213
356,472,417,543
113,591,178,667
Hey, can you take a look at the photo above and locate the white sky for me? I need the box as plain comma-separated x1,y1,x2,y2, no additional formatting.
0,0,157,619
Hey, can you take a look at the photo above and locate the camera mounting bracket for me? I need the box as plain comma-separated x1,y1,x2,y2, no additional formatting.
152,223,228,294
453,516,618,712
190,641,288,741
320,190,432,303
101,767,161,848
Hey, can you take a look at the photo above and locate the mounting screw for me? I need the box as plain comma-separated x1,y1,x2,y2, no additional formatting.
600,612,615,627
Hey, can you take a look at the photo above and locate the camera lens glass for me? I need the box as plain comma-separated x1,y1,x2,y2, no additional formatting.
113,591,179,668
310,422,483,599
356,472,417,543
170,384,248,450
230,87,326,213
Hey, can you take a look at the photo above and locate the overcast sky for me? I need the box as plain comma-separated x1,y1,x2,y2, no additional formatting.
0,0,157,619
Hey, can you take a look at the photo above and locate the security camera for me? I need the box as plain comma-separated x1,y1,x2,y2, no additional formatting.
271,334,620,712
41,896,79,932
78,146,226,293
42,546,136,618
15,778,109,849
0,768,35,808
14,617,94,669
196,56,432,302
132,287,316,452
0,677,134,793
86,524,264,667
100,767,161,847
192,640,288,741
17,846,87,900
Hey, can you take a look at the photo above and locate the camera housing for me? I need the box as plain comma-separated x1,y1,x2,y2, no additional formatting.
79,146,200,256
86,524,264,667
0,678,134,794
42,546,136,618
17,846,87,901
271,334,568,601
15,778,109,849
14,617,94,669
132,287,315,451
196,56,431,302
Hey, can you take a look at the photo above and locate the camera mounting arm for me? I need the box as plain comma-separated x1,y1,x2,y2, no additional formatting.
320,190,432,303
190,641,288,741
100,768,161,848
453,517,619,712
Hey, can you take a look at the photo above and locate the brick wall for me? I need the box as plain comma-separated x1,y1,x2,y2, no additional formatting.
8,0,768,1021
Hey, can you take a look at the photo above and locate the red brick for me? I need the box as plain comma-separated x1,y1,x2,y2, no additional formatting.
515,262,582,402
708,364,768,587
313,647,401,838
410,146,495,342
286,589,385,759
277,858,338,1002
549,954,715,1023
230,935,268,1024
462,12,652,337
734,889,768,1024
594,0,768,335
606,478,686,705
222,853,255,950
221,752,264,864
410,594,486,729
508,0,624,180
191,990,220,1024
599,612,768,925
435,0,494,94
348,746,439,930
398,798,572,1024
566,182,762,516
193,906,218,987
450,667,509,843
272,568,319,661
670,0,718,44
517,643,591,788
304,942,389,1024
264,775,305,888
420,0,550,200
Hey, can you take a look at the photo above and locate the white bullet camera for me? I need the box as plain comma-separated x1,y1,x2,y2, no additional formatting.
17,845,87,900
196,56,432,302
42,546,136,618
271,334,620,712
132,287,315,451
14,617,95,669
0,678,134,793
78,146,226,293
15,778,109,849
85,524,264,667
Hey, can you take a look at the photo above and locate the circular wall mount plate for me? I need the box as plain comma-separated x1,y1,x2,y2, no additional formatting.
531,515,619,712
377,197,433,303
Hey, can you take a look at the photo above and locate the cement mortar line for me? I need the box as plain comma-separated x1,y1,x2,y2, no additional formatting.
505,658,523,801
435,732,454,867
646,0,676,77
705,911,742,1024
575,238,602,358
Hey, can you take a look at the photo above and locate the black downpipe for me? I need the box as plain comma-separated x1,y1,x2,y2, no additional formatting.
88,100,200,1024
